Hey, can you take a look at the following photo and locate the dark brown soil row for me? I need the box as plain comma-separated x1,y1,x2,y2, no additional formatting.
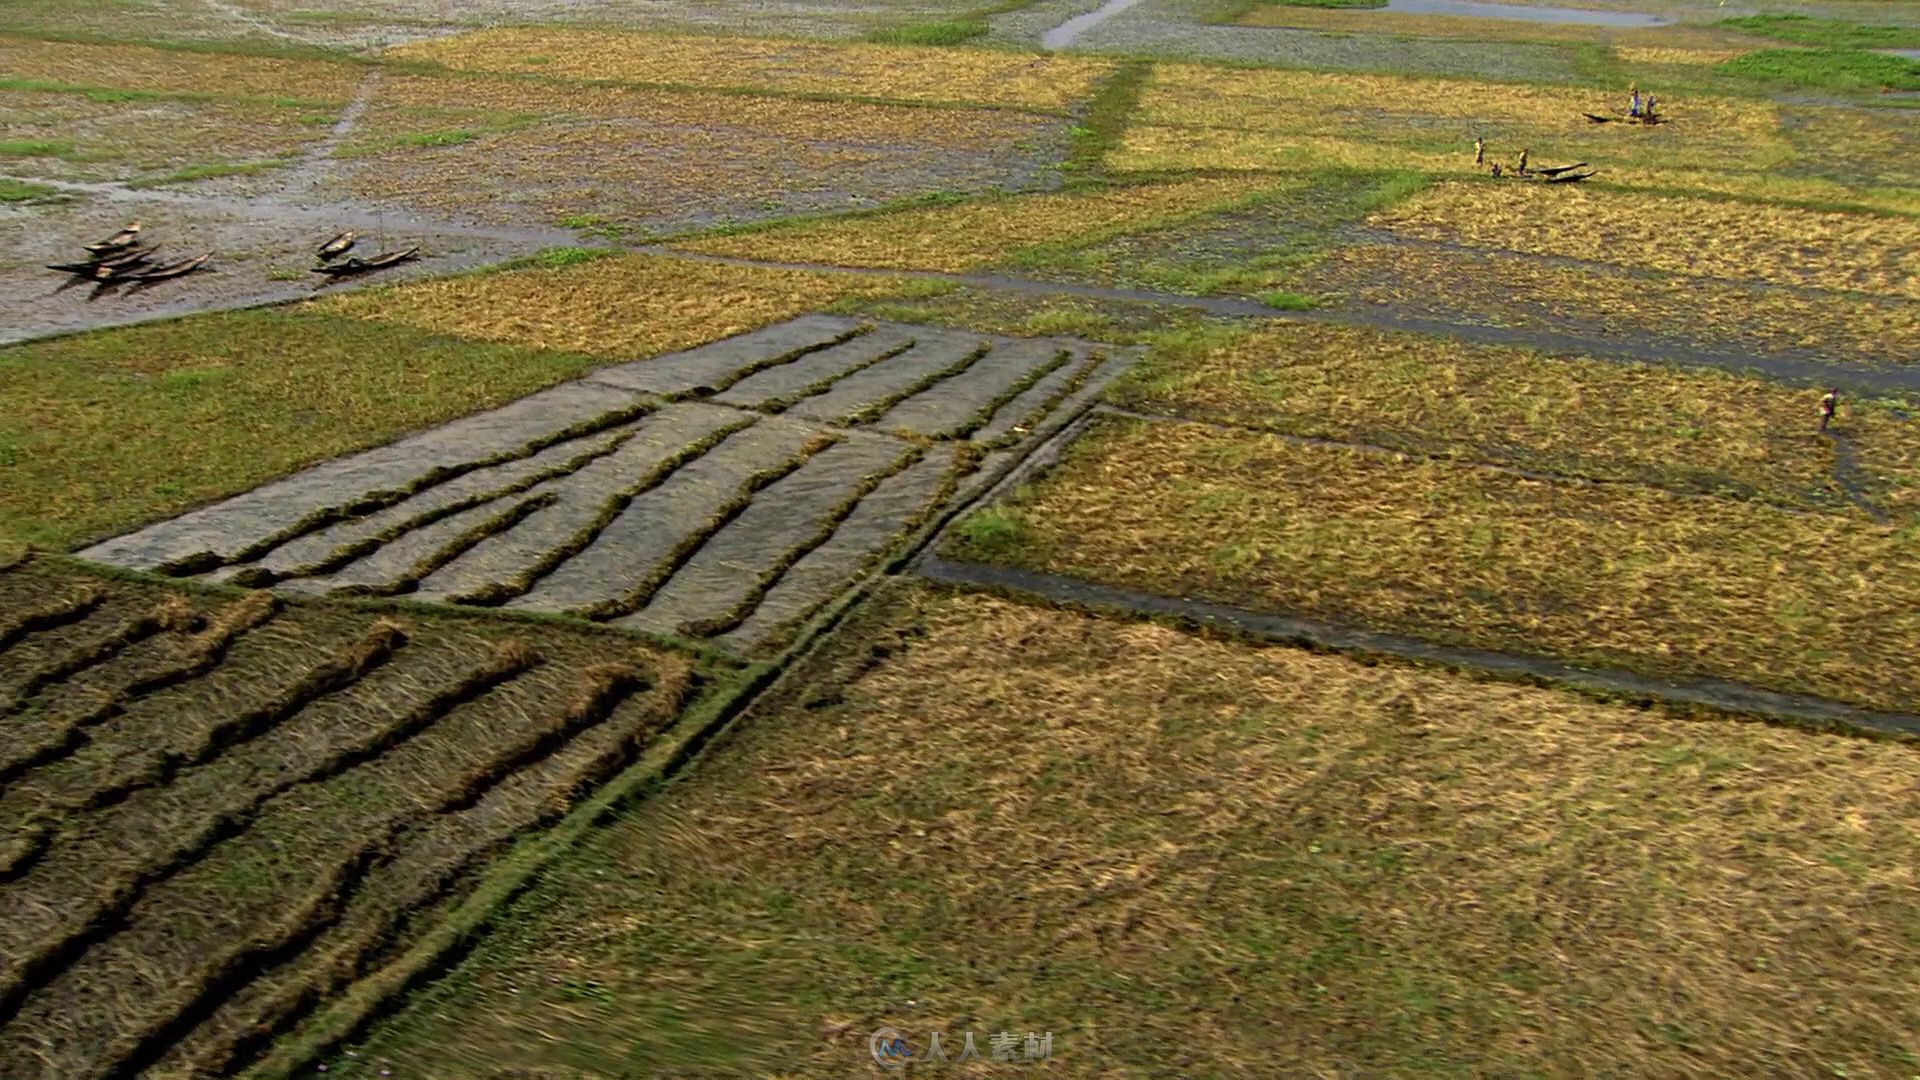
0,585,104,654
586,433,840,621
156,663,697,1078
0,660,653,1079
845,342,993,427
0,594,279,799
226,425,648,588
0,588,163,704
0,613,381,838
163,400,658,578
0,620,407,1016
449,418,757,608
756,338,918,415
0,630,512,1013
682,447,927,639
0,597,199,721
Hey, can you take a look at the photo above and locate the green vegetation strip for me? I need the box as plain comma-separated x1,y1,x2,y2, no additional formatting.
1717,14,1920,50
1716,48,1920,92
946,415,1920,713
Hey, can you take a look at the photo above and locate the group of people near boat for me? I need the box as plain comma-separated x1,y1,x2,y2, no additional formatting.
1628,83,1658,120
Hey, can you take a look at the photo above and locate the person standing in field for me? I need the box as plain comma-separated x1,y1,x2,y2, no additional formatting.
1820,388,1839,432
1516,148,1529,176
1474,137,1485,164
1629,83,1641,117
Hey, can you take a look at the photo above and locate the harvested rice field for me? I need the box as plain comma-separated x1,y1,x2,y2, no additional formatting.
1374,182,1920,300
679,175,1289,271
334,586,1920,1078
0,554,698,1080
947,415,1919,712
386,28,1115,110
1109,320,1920,509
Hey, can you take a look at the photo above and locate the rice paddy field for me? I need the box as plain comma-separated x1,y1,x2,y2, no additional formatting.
6,0,1920,1075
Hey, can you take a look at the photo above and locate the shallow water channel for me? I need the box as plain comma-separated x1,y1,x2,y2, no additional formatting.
1380,0,1671,26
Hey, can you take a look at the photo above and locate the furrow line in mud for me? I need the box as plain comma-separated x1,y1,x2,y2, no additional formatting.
165,670,697,1079
721,450,963,655
584,316,871,401
0,665,651,1080
0,587,105,655
844,342,995,428
78,390,652,579
591,434,841,623
331,494,559,599
209,400,659,575
660,324,874,401
747,338,920,415
428,416,758,608
680,447,927,640
0,622,408,1019
976,347,1110,448
218,424,645,588
953,347,1079,441
0,595,281,789
916,557,1920,738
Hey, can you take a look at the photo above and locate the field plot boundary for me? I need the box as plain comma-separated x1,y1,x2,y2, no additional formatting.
914,556,1920,738
647,248,1920,391
235,325,1139,1079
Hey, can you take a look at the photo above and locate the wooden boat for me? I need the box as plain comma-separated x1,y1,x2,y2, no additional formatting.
48,245,159,279
1535,162,1589,177
1583,111,1665,125
128,252,211,282
310,245,419,278
316,230,356,261
84,220,142,255
1545,170,1596,184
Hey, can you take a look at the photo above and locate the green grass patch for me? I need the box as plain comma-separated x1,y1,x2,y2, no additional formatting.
865,18,988,45
1066,59,1152,177
1716,47,1920,92
531,246,617,268
0,178,62,203
948,506,1032,561
0,137,75,158
1255,288,1319,310
1717,14,1920,51
0,310,608,552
